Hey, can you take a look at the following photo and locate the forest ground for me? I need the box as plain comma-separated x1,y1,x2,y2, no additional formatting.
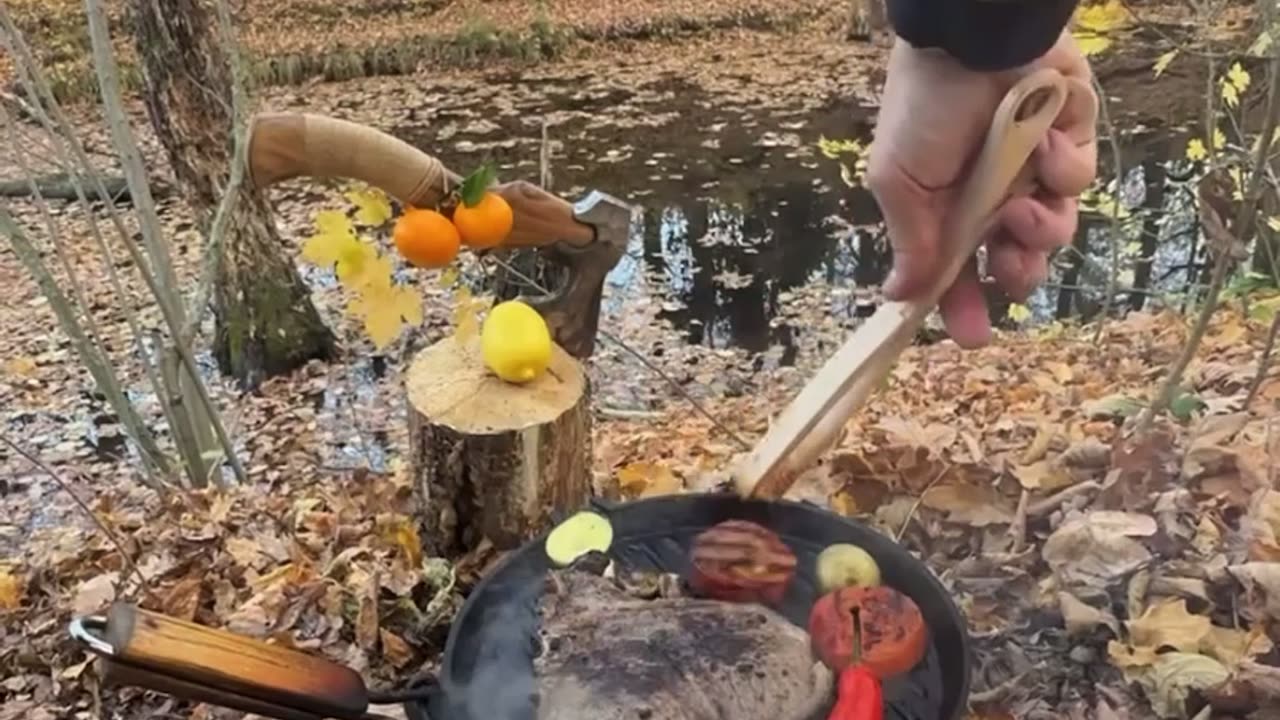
2,1,1280,719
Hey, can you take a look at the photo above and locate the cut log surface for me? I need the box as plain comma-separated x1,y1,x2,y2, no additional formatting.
406,334,592,559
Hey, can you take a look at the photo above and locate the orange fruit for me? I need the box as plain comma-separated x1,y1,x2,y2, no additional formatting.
452,191,514,249
393,208,460,268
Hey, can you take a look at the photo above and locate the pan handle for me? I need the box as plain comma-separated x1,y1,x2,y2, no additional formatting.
70,604,389,720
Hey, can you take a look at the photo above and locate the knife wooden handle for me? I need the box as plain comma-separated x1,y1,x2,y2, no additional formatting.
734,67,1096,500
96,603,370,720
247,112,593,247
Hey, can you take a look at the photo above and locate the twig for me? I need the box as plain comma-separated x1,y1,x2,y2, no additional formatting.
481,253,751,450
1142,48,1280,431
82,0,248,485
1,435,154,600
1092,75,1125,344
1010,488,1030,554
83,0,185,325
1246,310,1280,407
896,464,950,542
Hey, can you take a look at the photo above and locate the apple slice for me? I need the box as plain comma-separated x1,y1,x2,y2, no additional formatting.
687,520,797,606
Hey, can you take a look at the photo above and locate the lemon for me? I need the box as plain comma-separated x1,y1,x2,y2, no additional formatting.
481,300,553,384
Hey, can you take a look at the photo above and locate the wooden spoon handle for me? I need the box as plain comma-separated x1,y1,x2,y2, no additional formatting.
735,67,1094,500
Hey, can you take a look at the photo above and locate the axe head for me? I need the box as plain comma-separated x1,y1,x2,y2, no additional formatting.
513,190,632,359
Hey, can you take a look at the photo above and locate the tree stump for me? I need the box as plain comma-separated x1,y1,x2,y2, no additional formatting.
406,334,592,559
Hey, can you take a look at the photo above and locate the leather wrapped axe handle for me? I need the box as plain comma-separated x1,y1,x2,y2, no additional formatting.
734,68,1098,500
246,112,632,358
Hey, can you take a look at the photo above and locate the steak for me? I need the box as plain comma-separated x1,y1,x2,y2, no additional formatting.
532,567,834,720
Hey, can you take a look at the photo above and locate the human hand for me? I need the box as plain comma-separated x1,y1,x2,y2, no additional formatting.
865,30,1099,348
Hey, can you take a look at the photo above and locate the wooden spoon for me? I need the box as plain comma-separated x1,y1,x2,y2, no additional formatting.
734,67,1096,501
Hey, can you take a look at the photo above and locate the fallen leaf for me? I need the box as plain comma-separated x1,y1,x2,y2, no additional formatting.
225,537,267,570
877,417,957,454
1127,598,1211,653
1043,512,1155,588
1109,639,1160,669
1013,458,1077,492
162,576,204,621
1202,625,1274,667
1059,591,1120,636
378,514,424,570
1082,394,1144,420
921,483,1014,526
0,568,23,609
356,570,379,651
72,572,119,615
379,628,415,669
1020,424,1056,464
1227,563,1280,618
1135,652,1230,718
1203,660,1280,713
616,462,683,498
1061,437,1112,469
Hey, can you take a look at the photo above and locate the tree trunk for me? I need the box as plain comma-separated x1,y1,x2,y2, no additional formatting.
405,334,593,560
129,0,333,388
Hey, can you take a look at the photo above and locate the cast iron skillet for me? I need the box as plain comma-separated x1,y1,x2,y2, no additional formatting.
405,492,972,720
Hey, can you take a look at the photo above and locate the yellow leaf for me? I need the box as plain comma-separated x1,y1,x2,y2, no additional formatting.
1222,78,1241,108
615,462,683,498
1074,33,1112,57
0,569,23,609
1007,303,1032,323
438,266,459,288
1267,216,1280,233
344,250,393,293
1185,137,1207,161
1072,0,1130,56
1228,62,1251,94
1127,598,1211,653
344,186,393,227
348,282,423,350
1075,0,1130,32
452,286,482,342
301,211,355,266
1213,127,1226,150
1153,49,1178,78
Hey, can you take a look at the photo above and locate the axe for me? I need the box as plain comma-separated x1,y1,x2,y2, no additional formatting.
245,112,633,358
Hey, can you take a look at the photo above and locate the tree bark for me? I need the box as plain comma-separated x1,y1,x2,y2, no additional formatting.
405,334,593,560
129,0,333,388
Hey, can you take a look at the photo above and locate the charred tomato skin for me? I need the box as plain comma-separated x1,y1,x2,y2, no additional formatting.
808,585,929,679
687,520,797,607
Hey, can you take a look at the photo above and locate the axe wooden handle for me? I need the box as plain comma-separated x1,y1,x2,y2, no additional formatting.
246,112,594,247
92,603,370,720
734,68,1096,500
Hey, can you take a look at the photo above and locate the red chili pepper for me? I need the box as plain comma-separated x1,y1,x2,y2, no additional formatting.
827,664,883,720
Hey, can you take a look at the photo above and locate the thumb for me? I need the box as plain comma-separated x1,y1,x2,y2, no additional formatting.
866,161,947,301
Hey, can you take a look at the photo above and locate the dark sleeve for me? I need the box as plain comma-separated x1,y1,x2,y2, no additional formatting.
884,0,1081,72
